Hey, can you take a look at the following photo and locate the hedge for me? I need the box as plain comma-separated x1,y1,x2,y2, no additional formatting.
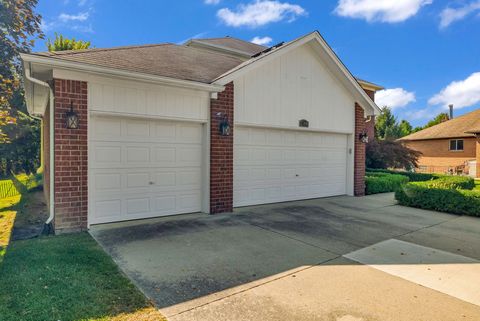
365,172,409,195
366,168,440,182
423,176,475,190
395,181,480,216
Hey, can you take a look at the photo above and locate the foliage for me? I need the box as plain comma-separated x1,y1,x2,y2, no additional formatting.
412,112,450,133
0,233,165,321
366,139,421,170
365,172,409,194
47,33,91,51
366,168,440,182
422,175,475,190
0,110,40,176
395,181,480,216
0,0,43,104
398,120,412,137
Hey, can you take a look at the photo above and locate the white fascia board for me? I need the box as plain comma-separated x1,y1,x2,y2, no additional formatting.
20,53,225,93
213,31,381,116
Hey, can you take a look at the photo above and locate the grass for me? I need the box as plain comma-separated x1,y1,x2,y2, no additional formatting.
0,173,164,321
475,180,480,191
0,233,165,321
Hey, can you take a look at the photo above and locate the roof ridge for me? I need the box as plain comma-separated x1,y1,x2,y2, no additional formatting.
44,43,173,56
193,37,267,47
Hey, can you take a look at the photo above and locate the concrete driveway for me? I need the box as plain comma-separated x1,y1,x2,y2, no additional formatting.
90,193,480,321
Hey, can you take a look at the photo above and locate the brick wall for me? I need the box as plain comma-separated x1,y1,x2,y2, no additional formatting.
476,138,480,178
404,138,476,175
210,82,234,213
354,103,366,196
53,79,88,233
362,89,376,141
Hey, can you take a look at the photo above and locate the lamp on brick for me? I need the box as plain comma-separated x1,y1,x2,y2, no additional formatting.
65,101,79,129
358,132,368,143
216,112,231,136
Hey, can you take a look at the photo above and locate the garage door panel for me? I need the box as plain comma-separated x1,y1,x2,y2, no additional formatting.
234,126,348,207
90,116,203,224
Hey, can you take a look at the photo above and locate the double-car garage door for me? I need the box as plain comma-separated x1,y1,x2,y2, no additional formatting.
234,126,348,207
89,116,348,224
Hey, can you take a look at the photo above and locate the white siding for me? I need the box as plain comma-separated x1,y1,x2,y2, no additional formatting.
53,69,210,121
234,44,355,133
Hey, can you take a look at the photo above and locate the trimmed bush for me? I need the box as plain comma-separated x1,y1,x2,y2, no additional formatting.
424,176,475,190
366,168,440,182
365,172,409,195
395,182,480,216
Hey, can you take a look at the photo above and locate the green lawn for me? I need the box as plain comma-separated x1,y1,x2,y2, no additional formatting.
0,233,165,321
0,174,164,321
475,180,480,191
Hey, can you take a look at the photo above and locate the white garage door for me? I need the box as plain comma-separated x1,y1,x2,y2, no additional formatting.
89,116,204,224
234,126,348,207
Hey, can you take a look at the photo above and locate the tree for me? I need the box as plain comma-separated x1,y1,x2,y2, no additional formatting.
425,112,449,128
399,120,413,137
0,0,43,105
47,33,91,51
0,0,43,175
366,139,421,170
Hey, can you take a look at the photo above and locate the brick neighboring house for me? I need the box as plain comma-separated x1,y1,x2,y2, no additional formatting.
21,31,382,233
398,109,480,178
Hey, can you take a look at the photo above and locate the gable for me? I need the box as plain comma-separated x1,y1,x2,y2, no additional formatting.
234,44,356,133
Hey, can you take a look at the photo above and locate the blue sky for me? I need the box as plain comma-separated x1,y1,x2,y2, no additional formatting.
35,0,480,127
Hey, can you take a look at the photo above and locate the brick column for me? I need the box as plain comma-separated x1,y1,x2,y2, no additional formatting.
476,137,480,179
210,82,234,213
354,103,366,196
53,79,88,233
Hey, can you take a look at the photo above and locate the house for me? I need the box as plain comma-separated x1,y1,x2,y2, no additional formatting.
21,31,382,233
399,108,480,178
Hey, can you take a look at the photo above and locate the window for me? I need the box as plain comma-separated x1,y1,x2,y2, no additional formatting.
449,139,464,151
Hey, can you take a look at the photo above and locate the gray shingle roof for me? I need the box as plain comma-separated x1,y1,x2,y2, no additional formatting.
189,37,267,56
34,43,245,84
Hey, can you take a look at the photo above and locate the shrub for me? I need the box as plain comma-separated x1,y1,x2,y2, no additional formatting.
365,172,409,194
366,168,440,182
395,182,480,216
366,139,421,170
424,176,475,190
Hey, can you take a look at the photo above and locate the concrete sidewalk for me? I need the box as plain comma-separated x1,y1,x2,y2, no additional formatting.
90,193,480,321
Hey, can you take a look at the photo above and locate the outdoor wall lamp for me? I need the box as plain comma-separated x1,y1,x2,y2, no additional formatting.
65,101,79,129
359,132,368,143
216,112,231,136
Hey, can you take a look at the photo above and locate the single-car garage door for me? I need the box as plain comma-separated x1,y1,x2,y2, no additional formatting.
89,116,204,224
234,126,348,207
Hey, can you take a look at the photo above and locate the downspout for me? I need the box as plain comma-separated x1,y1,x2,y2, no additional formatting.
24,63,55,232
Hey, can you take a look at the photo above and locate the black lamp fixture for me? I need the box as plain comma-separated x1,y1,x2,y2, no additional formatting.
216,112,231,136
65,101,79,129
358,132,368,143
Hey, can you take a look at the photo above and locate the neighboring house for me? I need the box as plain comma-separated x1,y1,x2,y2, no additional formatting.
399,108,480,178
21,31,382,233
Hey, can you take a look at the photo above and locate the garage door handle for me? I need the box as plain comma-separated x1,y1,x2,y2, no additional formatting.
295,174,299,177
149,181,155,185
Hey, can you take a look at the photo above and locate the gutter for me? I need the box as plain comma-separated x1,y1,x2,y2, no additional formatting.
24,62,55,232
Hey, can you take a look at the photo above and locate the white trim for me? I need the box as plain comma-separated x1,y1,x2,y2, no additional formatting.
234,122,353,135
214,31,381,116
20,53,225,93
89,110,208,124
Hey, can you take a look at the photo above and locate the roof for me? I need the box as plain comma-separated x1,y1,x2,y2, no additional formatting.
32,43,245,84
356,78,384,91
186,37,267,56
399,108,480,141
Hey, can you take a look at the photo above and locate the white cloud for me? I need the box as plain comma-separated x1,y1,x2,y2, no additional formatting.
78,0,88,6
59,12,89,22
429,72,480,109
439,1,480,28
251,36,273,45
204,0,221,4
375,88,416,109
217,0,306,27
335,0,432,23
